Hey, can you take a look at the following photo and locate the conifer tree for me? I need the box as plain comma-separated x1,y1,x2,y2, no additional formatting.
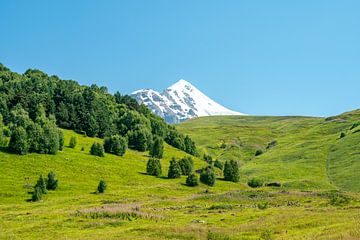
149,136,164,159
168,157,181,179
146,158,162,177
46,171,58,190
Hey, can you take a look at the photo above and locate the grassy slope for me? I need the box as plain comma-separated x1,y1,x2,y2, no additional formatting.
1,115,360,239
177,111,360,192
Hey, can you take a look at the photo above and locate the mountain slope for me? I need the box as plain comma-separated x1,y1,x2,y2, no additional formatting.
132,79,244,123
177,110,360,192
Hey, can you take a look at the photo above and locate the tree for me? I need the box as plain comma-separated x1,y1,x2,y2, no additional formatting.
104,135,127,156
186,173,199,187
200,166,216,186
32,186,42,202
223,160,240,182
58,129,64,151
9,126,29,155
69,136,77,148
0,114,4,146
146,158,162,177
127,128,152,152
90,142,104,157
46,171,58,190
35,175,47,194
149,136,164,159
203,154,213,164
97,179,107,193
178,156,194,175
168,157,181,179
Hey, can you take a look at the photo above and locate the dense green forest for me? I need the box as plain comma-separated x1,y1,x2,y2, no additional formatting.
0,63,196,155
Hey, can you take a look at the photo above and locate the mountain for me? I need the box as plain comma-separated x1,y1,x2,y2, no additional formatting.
131,79,244,123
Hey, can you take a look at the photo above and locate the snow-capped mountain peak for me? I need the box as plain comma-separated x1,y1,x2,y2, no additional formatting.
131,79,245,123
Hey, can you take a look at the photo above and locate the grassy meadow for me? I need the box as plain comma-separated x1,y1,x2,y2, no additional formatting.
1,111,360,239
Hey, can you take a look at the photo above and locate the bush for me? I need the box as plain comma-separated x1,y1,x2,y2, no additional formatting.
186,173,199,187
9,126,29,155
257,202,268,210
203,154,213,164
32,186,43,202
339,132,346,138
97,179,107,193
200,166,216,186
248,178,263,188
149,136,164,159
104,135,127,156
223,160,240,182
214,159,223,170
146,158,162,177
90,142,105,157
35,175,47,194
168,157,181,179
178,156,194,175
46,171,58,190
69,136,77,148
255,149,263,156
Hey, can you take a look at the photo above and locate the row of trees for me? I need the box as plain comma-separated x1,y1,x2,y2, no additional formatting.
0,64,197,156
146,156,240,187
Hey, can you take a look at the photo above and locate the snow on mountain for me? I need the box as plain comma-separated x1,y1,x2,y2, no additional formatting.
131,79,245,124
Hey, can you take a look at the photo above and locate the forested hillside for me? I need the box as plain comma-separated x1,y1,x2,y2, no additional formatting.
0,63,196,155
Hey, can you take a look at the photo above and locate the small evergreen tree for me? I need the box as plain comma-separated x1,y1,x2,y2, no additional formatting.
58,129,64,151
149,136,164,159
178,156,194,175
46,171,58,190
35,175,47,194
90,142,105,157
104,135,127,156
32,186,43,202
200,166,216,186
146,158,162,177
168,157,181,179
223,160,240,182
97,179,107,193
203,154,213,164
69,136,77,148
186,173,199,187
9,126,29,155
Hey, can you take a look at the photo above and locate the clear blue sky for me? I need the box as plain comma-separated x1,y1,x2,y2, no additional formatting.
1,0,359,116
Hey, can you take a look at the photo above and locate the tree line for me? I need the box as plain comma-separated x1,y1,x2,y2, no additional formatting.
0,63,196,155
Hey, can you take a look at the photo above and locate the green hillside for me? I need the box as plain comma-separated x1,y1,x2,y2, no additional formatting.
177,110,360,192
1,120,360,239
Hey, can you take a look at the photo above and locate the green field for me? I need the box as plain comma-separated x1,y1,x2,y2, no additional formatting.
1,111,360,239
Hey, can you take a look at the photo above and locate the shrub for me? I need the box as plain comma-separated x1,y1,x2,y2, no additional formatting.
203,154,213,164
255,149,263,156
350,122,360,130
9,126,29,155
178,156,194,175
339,132,346,138
104,135,127,156
32,186,43,202
69,136,77,148
200,166,216,186
257,202,269,210
97,179,107,193
90,142,105,157
248,178,263,188
149,136,164,159
168,157,181,179
266,140,277,149
214,159,223,170
186,173,199,187
146,158,162,177
35,175,47,194
223,160,240,182
58,130,64,151
46,171,58,190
